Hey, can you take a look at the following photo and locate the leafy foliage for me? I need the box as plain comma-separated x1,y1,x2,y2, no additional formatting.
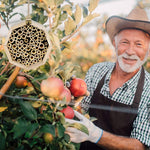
0,0,25,29
0,0,100,149
0,97,79,149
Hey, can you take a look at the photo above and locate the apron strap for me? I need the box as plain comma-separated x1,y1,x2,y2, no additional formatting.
132,67,145,108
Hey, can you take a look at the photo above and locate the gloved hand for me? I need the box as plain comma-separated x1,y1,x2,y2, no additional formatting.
65,110,103,143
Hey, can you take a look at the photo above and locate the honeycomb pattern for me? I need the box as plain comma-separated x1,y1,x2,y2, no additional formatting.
5,20,51,70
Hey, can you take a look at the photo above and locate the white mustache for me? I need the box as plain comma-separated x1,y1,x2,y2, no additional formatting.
121,53,140,60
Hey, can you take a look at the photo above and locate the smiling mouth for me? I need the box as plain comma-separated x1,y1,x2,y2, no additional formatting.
122,57,137,64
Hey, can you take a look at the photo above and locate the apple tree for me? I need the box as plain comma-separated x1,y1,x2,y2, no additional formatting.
0,0,100,149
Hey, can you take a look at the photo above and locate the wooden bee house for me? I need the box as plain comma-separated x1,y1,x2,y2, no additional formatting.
4,20,51,70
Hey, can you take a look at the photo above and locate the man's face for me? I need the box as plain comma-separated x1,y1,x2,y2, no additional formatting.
114,29,150,73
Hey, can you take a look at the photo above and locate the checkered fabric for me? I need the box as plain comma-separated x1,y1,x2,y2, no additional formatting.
81,62,150,147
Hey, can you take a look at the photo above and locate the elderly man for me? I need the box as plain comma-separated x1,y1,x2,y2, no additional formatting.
65,6,150,150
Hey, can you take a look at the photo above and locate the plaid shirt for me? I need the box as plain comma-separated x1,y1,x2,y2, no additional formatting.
81,62,150,148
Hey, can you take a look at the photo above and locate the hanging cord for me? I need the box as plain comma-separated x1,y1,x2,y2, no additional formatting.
26,0,31,21
28,0,30,16
0,92,140,115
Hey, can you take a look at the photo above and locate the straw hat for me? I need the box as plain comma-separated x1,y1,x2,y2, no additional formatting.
106,6,150,43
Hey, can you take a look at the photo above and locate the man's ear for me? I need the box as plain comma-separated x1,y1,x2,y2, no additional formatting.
112,39,116,47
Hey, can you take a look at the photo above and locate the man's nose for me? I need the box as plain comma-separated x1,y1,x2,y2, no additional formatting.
125,44,136,56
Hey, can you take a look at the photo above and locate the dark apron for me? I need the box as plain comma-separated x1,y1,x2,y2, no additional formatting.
80,67,145,150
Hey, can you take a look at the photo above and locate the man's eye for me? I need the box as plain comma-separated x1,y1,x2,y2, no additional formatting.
121,41,128,44
136,43,142,46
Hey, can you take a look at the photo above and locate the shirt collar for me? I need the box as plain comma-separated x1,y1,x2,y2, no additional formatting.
104,64,142,89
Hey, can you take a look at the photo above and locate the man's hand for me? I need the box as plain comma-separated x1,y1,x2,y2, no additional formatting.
65,111,146,150
65,110,103,143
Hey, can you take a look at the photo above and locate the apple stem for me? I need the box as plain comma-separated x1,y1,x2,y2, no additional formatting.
71,75,76,80
0,66,20,99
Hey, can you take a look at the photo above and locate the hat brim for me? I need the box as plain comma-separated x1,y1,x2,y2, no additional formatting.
106,16,150,43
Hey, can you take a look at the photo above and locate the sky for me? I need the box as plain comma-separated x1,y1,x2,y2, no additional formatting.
0,0,137,38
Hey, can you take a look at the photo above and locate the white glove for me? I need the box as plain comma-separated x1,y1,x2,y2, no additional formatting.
65,110,103,143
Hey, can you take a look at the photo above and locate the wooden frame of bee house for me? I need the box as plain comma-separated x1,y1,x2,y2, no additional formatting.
4,19,51,70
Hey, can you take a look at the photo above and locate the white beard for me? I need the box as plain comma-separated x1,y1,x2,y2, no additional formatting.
117,53,148,73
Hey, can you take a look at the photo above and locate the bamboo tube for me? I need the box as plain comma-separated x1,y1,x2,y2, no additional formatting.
0,66,20,99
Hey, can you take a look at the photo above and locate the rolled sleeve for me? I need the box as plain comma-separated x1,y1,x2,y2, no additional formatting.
130,104,150,147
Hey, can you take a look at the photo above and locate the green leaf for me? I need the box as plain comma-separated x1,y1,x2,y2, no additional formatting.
62,4,72,16
88,0,99,12
66,122,89,135
43,113,53,122
72,143,81,150
39,62,50,73
82,6,88,18
0,132,5,150
64,17,76,35
56,112,65,124
31,4,48,24
33,73,48,81
90,117,97,122
13,118,31,139
53,9,61,28
43,0,55,8
24,123,39,138
20,101,37,120
56,62,80,81
75,5,82,24
15,145,25,150
17,13,25,20
40,124,55,136
66,143,76,150
55,48,62,63
55,0,64,7
39,15,48,24
56,123,65,138
60,12,67,21
50,33,61,49
64,134,70,143
82,13,100,26
48,47,62,70
0,75,7,88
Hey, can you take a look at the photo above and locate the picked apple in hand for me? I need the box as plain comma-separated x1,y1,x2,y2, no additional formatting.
69,78,87,97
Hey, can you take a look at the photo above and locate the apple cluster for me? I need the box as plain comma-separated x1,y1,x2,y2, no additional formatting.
40,76,88,104
40,76,88,119
14,75,89,119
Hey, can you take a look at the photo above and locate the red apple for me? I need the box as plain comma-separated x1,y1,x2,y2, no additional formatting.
58,87,71,104
15,76,28,88
40,77,64,98
69,78,87,97
60,106,74,119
